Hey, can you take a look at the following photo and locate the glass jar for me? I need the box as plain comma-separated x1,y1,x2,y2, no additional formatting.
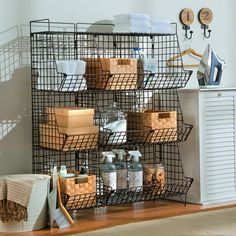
101,101,127,144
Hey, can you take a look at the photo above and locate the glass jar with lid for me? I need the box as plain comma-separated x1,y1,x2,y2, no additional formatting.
100,101,127,144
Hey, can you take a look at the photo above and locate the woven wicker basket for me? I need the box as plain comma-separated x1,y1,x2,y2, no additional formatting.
128,110,177,130
60,174,96,209
84,58,138,90
127,110,177,143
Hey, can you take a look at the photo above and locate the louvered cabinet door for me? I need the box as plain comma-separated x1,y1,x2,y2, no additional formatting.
201,91,236,204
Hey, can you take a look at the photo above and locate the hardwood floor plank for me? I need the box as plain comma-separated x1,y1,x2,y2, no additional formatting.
0,200,235,236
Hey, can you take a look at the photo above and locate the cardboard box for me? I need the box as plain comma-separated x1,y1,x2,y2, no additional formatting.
45,107,57,124
83,58,138,90
39,124,98,151
58,125,99,135
54,107,94,128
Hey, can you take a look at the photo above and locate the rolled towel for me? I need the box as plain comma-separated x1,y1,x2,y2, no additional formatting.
114,13,150,23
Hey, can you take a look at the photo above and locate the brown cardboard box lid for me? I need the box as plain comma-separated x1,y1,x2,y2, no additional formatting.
58,125,99,135
54,107,94,116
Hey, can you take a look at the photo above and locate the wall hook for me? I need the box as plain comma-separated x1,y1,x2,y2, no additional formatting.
183,25,193,39
179,8,194,40
198,8,213,38
202,25,211,38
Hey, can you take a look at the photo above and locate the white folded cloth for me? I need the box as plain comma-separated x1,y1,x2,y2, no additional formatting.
36,60,87,91
114,13,150,23
151,18,171,26
114,20,151,29
151,18,173,34
56,59,86,75
113,25,151,33
151,25,173,34
56,59,87,91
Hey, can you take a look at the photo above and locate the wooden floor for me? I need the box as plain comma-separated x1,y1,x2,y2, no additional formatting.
1,200,236,236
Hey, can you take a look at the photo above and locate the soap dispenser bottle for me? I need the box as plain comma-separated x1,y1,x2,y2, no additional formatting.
128,150,143,188
101,151,117,190
112,149,128,189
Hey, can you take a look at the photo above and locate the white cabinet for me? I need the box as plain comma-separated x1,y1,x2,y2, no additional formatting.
178,89,236,205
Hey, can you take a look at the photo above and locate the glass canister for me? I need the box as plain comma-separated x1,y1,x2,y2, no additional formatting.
101,101,127,144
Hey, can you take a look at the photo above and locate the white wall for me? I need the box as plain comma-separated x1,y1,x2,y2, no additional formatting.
144,0,236,88
19,0,236,88
0,0,236,174
0,0,32,175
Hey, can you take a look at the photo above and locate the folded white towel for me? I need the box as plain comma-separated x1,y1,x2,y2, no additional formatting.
113,25,151,33
151,18,173,34
151,18,171,26
114,13,150,23
114,20,151,28
56,60,87,91
56,59,86,75
113,24,151,33
151,25,173,34
36,60,87,91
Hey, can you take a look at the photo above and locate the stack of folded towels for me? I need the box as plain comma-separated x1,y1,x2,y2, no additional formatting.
113,13,151,33
151,18,173,34
113,13,173,34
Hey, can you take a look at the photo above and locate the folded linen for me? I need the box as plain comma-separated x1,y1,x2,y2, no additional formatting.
35,60,87,91
56,60,87,91
151,18,173,34
113,25,151,33
151,25,173,34
56,59,86,75
151,18,171,26
114,20,151,29
114,13,150,23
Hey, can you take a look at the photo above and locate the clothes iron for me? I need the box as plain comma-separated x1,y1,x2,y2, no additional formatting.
197,44,225,87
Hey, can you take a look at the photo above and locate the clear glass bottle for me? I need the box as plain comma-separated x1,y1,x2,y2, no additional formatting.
101,151,117,190
113,149,128,189
101,101,127,144
156,163,165,185
128,151,143,188
59,165,67,177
